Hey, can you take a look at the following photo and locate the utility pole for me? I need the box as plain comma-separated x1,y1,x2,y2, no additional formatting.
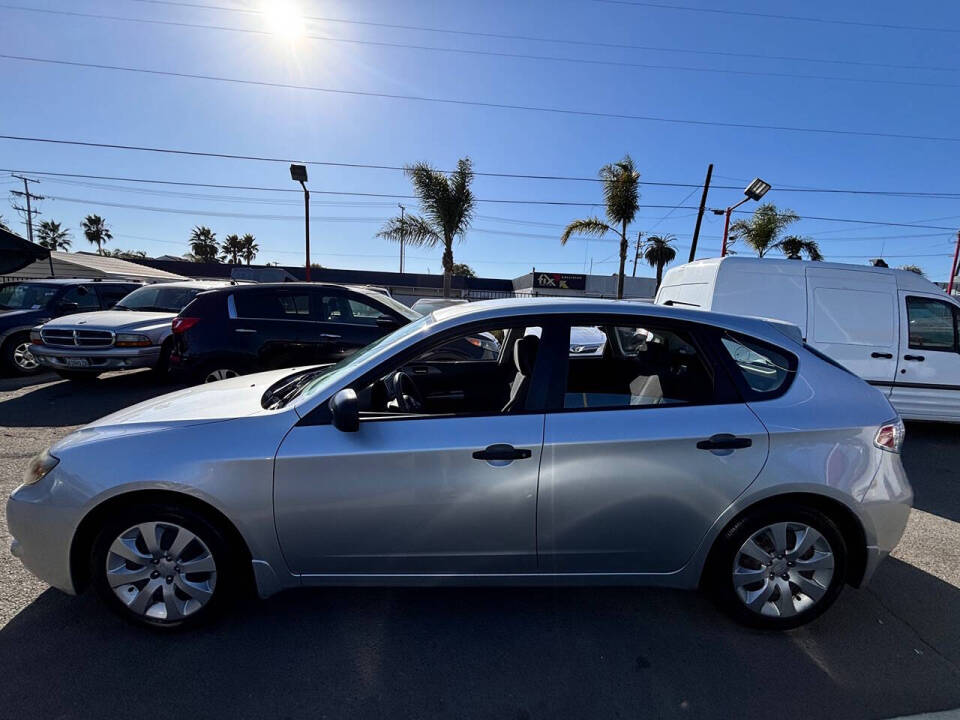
948,230,960,296
688,163,713,263
10,174,43,244
398,203,406,274
632,232,644,276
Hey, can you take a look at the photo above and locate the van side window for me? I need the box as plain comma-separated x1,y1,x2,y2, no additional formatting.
906,297,959,351
720,334,794,394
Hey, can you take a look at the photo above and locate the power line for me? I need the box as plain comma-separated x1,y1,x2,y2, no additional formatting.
590,0,960,34
4,5,959,91
4,54,960,144
122,0,960,73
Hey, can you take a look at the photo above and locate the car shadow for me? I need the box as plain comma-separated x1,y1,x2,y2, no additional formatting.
0,371,58,392
903,421,960,524
0,371,188,428
2,558,959,720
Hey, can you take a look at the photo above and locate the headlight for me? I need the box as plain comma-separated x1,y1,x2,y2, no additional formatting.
22,449,59,486
115,333,153,347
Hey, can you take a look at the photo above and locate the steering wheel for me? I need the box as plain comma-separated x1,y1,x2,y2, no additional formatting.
392,371,424,412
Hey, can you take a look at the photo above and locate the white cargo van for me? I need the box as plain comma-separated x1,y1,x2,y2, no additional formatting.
656,256,960,422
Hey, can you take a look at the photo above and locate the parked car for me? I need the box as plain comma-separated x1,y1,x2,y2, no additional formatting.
8,298,911,630
410,297,468,315
656,257,960,422
170,283,422,383
0,279,141,376
29,281,235,381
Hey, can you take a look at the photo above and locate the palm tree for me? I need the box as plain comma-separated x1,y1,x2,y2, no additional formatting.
900,264,925,276
240,233,258,265
221,233,244,264
81,214,112,255
643,234,677,290
377,158,476,298
778,235,823,261
36,220,72,250
727,203,799,258
560,155,640,299
0,215,11,232
189,226,219,263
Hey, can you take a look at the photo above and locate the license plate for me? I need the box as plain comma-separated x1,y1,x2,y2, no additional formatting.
65,358,89,368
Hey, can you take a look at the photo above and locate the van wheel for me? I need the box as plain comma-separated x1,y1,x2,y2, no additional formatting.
2,333,41,375
90,503,236,630
708,505,847,630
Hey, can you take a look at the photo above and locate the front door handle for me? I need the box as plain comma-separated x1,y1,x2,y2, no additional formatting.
472,444,532,461
317,333,341,340
903,354,925,362
871,352,893,359
697,434,752,451
234,328,257,334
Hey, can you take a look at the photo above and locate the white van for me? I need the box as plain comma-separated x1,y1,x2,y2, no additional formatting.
656,256,960,422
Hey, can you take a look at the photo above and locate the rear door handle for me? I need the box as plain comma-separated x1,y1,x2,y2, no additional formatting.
472,444,532,461
234,328,257,334
317,333,341,340
696,434,752,451
871,352,893,359
903,354,925,361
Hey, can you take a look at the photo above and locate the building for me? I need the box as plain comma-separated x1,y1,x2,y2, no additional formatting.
1,251,186,284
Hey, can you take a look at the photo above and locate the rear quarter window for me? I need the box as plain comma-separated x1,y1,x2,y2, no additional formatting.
719,333,797,397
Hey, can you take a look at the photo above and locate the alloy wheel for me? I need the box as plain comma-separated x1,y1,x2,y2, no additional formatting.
732,522,835,618
106,522,217,622
13,342,39,371
204,368,239,383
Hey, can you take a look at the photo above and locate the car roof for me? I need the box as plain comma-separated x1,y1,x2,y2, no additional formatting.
135,280,234,289
429,297,804,348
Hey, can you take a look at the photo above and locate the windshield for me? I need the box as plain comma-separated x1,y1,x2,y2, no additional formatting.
0,283,59,310
371,293,421,321
282,314,431,407
115,285,204,313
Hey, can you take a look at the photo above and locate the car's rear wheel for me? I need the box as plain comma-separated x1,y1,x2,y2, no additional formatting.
90,503,235,630
55,370,101,381
2,333,41,375
709,505,847,630
203,367,241,383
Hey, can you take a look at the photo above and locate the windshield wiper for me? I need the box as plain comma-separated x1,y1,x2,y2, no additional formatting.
261,366,334,409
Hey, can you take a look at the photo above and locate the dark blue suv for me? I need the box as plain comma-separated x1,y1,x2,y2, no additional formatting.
0,279,140,375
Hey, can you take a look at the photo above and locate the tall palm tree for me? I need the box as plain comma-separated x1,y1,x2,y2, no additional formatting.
727,203,799,258
81,214,112,255
560,155,640,299
377,158,476,298
643,234,677,290
36,220,72,250
778,235,823,261
240,233,258,265
189,225,219,263
221,233,244,264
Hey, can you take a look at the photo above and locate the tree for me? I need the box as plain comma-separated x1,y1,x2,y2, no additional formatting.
0,215,11,232
221,233,244,264
560,155,640,299
727,203,799,258
104,248,146,259
451,262,476,277
36,220,72,250
377,157,476,298
900,264,925,276
81,214,112,255
778,235,823,261
240,233,259,265
189,225,219,263
643,234,677,290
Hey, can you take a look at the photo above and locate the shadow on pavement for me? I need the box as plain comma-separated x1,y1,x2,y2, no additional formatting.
0,371,58,392
0,371,187,427
2,563,959,720
903,421,960,524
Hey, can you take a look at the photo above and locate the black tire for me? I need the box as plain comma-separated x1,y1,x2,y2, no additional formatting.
55,370,101,381
707,504,847,630
1,332,42,376
150,339,173,379
89,502,238,630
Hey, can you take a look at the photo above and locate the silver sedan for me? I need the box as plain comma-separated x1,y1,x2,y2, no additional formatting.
6,298,912,630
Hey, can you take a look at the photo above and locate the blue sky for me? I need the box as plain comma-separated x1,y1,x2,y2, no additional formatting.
2,0,960,280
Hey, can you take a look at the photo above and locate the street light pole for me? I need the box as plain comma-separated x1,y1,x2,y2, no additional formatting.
948,229,960,296
289,164,311,280
721,197,750,256
398,203,406,274
721,177,771,257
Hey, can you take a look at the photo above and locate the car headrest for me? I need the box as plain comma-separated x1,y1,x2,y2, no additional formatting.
514,335,540,376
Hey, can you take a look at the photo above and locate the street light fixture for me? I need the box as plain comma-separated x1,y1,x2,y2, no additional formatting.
721,177,770,257
290,164,310,280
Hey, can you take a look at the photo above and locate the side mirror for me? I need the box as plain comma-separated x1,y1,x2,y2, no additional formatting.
57,302,80,314
329,388,359,432
376,314,401,330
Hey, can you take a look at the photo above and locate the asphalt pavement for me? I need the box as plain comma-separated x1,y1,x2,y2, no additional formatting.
0,370,958,720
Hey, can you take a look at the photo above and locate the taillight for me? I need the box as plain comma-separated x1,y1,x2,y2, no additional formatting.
171,317,200,334
874,419,905,453
30,329,43,345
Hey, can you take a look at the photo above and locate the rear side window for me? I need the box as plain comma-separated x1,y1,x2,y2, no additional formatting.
235,290,310,319
906,296,958,351
720,333,795,395
61,285,100,310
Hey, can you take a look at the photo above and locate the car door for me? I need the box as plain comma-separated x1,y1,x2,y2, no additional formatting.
229,288,315,369
56,284,101,316
890,293,960,421
538,316,769,574
301,288,394,364
273,319,559,576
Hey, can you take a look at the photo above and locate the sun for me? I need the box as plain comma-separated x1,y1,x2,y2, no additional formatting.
261,0,306,41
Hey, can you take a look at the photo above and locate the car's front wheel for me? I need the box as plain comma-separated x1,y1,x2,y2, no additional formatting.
709,505,847,630
90,503,235,629
2,332,42,375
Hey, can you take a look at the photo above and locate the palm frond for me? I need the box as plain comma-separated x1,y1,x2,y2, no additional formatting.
728,203,799,257
598,154,641,226
643,234,677,267
560,217,613,245
777,235,823,261
376,214,442,247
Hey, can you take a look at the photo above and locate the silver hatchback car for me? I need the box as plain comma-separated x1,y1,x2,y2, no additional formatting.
7,299,912,630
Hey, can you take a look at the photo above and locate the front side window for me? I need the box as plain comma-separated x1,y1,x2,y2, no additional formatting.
563,324,714,409
906,296,958,351
720,334,794,394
